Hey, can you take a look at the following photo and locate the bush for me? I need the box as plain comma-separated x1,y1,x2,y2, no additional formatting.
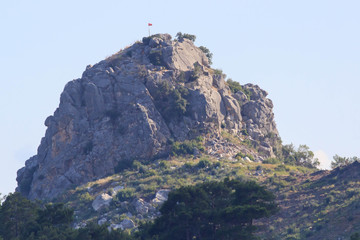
149,49,164,66
351,232,360,240
144,179,278,240
240,129,248,136
115,160,134,173
116,188,136,201
331,154,359,169
281,144,319,168
171,137,204,156
226,79,252,100
235,152,254,161
177,71,186,82
189,62,202,81
142,36,151,45
197,159,211,169
152,81,189,122
275,165,290,172
263,158,282,164
79,192,94,202
213,68,224,76
159,161,169,169
175,32,196,42
199,46,213,65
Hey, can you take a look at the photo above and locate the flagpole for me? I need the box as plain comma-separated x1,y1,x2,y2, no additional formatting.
148,23,152,36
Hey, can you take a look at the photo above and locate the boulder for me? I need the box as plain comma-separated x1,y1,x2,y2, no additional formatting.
109,219,135,231
152,189,171,204
119,219,135,230
133,198,155,215
92,193,113,211
98,217,107,225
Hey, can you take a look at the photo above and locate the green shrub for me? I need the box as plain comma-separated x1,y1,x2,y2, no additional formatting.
275,165,290,172
177,71,186,82
137,64,148,78
115,160,134,173
116,188,136,201
212,162,221,168
331,154,359,169
190,62,202,81
241,139,254,149
213,68,224,76
171,137,204,156
197,159,211,169
159,161,169,169
240,129,248,136
152,81,189,122
199,46,213,65
133,160,147,173
149,49,164,66
182,162,194,171
263,158,282,164
142,36,151,45
175,32,196,42
79,192,94,202
226,79,252,99
235,152,254,161
351,232,360,240
281,144,320,168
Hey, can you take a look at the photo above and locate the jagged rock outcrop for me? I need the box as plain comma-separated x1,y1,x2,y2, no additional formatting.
17,34,280,200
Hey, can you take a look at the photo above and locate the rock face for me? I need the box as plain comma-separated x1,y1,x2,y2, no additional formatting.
152,189,171,204
17,34,280,200
92,193,113,211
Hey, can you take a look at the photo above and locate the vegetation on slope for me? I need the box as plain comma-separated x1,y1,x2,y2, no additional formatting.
3,152,360,239
143,179,278,240
0,179,278,240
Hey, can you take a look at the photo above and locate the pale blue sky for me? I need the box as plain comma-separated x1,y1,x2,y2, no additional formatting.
1,0,359,195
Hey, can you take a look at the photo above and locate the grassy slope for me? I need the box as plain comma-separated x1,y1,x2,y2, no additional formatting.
258,162,360,240
54,151,360,239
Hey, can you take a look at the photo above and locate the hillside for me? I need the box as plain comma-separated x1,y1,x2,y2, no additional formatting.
12,33,360,240
257,161,360,239
53,155,360,239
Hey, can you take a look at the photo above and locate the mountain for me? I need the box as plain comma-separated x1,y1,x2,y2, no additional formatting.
16,33,280,201
13,33,360,239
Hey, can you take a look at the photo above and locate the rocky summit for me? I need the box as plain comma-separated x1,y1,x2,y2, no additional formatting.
17,33,280,200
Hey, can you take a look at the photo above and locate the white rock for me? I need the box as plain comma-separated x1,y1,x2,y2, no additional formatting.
152,189,171,204
120,219,135,229
98,218,107,225
244,156,252,162
134,198,149,215
92,193,113,211
113,185,124,192
109,219,135,231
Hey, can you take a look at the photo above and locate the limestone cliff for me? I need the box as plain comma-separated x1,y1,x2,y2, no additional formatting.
17,34,280,200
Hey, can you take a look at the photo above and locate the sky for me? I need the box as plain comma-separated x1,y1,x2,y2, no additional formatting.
1,0,359,195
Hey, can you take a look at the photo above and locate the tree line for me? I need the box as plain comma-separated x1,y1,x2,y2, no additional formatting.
0,179,277,240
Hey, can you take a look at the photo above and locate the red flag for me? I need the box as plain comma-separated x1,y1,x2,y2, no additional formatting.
148,23,152,26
